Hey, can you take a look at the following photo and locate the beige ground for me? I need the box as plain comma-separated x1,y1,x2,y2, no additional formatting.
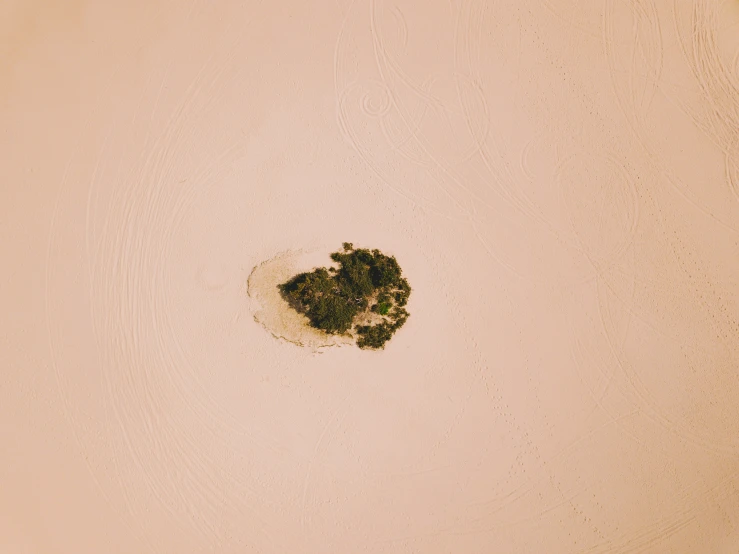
2,0,739,552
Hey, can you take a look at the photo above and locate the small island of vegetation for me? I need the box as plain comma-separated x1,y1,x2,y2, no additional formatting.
278,243,411,349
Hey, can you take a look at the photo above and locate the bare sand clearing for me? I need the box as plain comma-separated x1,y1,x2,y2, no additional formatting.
2,0,739,552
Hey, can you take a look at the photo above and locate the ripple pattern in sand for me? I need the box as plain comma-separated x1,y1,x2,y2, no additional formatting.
44,16,283,550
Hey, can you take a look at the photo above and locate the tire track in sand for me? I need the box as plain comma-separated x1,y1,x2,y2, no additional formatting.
604,0,739,235
44,66,166,554
336,0,564,232
54,3,280,549
455,0,639,287
672,0,739,207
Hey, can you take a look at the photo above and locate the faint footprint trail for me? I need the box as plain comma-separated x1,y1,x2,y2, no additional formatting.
604,0,739,235
599,0,739,455
595,178,739,457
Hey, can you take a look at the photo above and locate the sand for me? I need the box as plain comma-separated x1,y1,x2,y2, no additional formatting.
2,0,739,552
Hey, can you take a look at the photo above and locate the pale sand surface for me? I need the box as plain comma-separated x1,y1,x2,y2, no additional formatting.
3,0,739,552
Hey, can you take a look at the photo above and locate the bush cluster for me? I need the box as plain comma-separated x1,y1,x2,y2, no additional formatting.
278,243,411,349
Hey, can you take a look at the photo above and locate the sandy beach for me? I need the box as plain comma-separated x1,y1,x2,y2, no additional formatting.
2,0,739,552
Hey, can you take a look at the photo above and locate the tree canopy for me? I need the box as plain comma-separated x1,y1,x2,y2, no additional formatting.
278,243,411,349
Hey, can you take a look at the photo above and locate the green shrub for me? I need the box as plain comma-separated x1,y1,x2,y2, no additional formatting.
278,244,411,349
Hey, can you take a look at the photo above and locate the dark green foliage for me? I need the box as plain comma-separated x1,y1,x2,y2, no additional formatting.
355,322,395,349
373,302,391,316
278,244,411,349
308,295,358,334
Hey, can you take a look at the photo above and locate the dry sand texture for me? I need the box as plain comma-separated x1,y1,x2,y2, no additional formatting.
3,0,739,552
